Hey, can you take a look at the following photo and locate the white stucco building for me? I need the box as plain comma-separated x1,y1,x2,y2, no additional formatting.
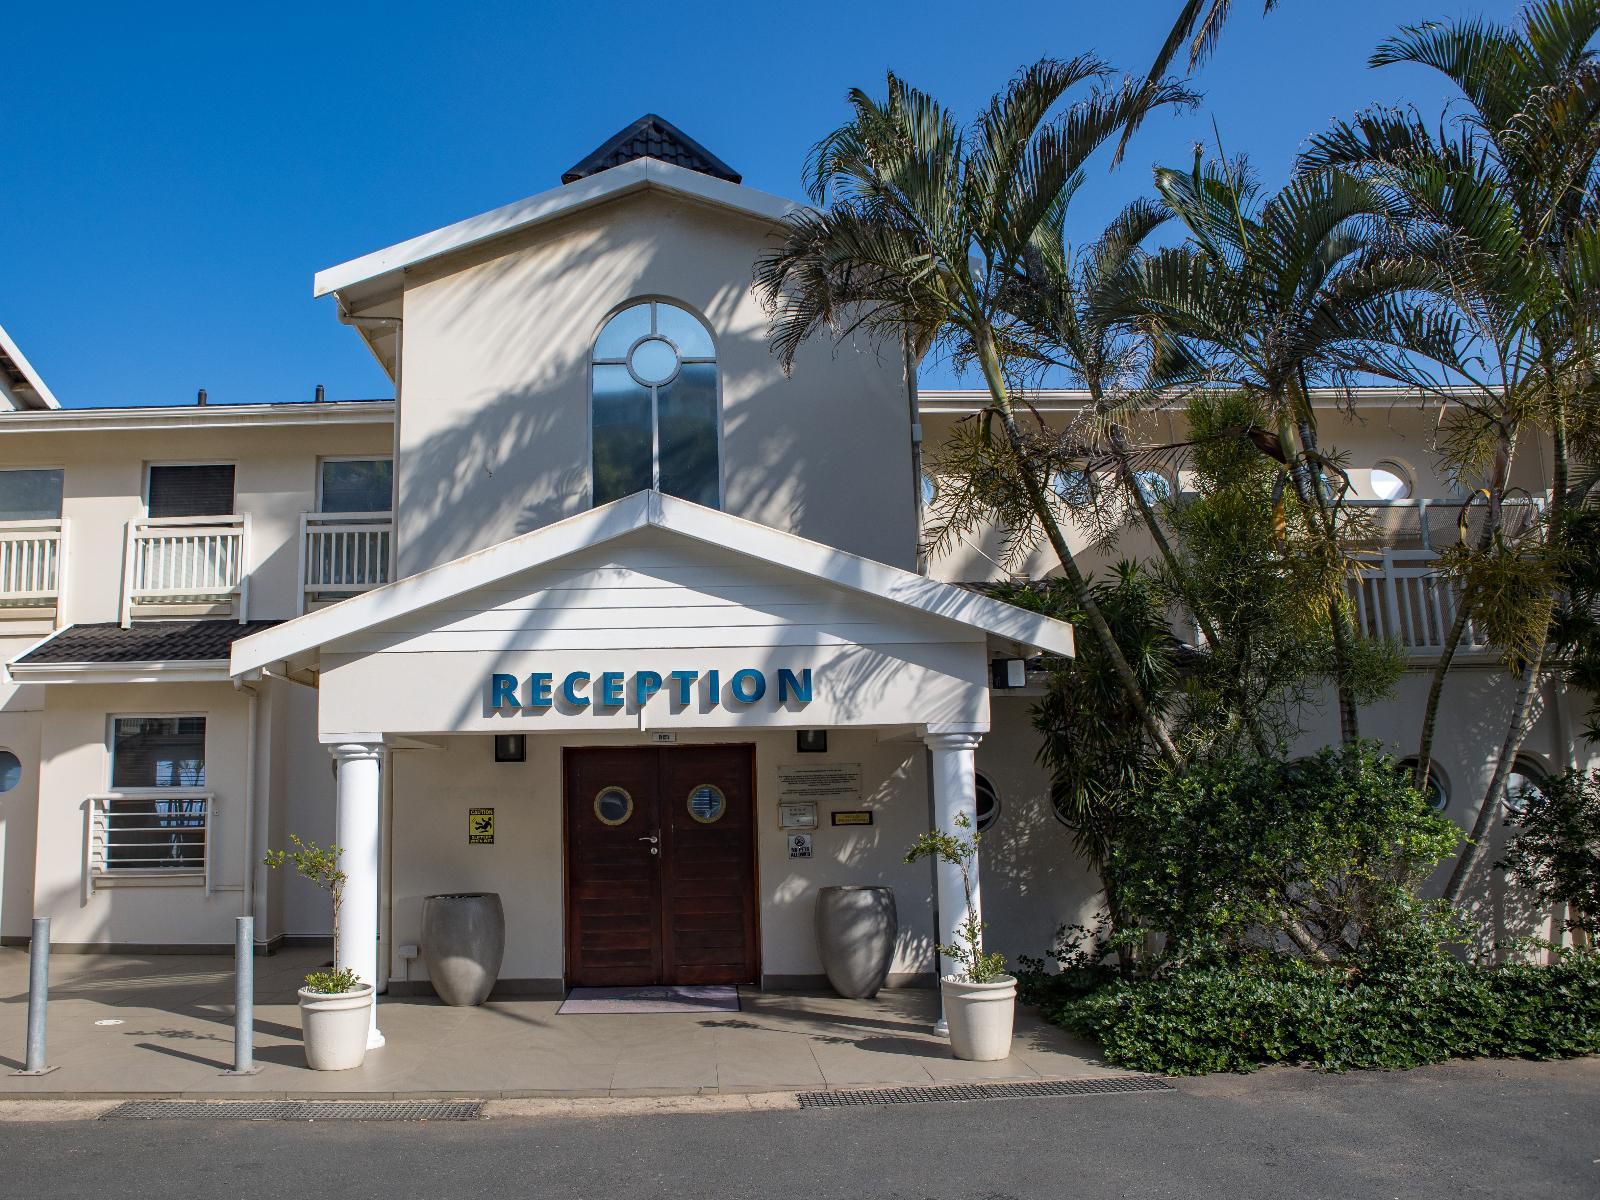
0,118,1588,1035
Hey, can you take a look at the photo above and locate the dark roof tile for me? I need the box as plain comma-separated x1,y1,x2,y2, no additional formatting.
562,114,741,185
16,620,283,665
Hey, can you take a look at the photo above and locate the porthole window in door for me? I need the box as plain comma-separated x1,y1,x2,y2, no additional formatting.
687,783,728,824
594,786,634,827
592,300,720,510
974,772,1000,833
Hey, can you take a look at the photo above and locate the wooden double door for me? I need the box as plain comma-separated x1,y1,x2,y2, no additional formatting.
564,745,758,987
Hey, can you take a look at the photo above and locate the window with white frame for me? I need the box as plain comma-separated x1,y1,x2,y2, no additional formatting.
591,300,720,509
98,716,210,873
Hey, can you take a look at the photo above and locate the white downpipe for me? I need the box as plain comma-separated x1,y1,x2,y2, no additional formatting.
924,729,983,1036
331,742,385,1050
233,677,260,931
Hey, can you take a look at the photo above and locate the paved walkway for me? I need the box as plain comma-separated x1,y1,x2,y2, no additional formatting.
0,948,1119,1098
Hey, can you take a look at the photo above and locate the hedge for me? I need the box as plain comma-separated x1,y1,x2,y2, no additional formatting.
1020,953,1600,1075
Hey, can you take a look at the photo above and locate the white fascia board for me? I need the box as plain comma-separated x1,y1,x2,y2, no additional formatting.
0,400,394,434
0,321,61,409
231,491,1076,676
313,159,803,299
7,660,232,685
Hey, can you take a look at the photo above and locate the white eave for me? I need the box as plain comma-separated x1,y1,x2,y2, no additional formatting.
232,491,1075,676
314,158,802,302
7,659,232,685
0,399,394,434
0,321,61,410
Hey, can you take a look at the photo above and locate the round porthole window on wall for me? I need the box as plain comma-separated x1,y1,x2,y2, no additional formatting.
593,786,634,827
1397,757,1449,812
687,784,728,824
974,772,1001,833
1505,757,1549,823
0,750,19,793
1370,459,1413,500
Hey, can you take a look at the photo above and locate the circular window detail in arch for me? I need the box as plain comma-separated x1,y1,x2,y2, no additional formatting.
974,772,1001,833
1396,757,1449,812
686,783,728,824
1370,459,1413,501
593,786,635,827
0,750,19,794
627,336,681,387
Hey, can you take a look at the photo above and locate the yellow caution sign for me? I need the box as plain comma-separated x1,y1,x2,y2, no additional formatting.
468,807,495,844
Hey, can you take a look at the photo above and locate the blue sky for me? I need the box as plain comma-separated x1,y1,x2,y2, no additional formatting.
3,0,1523,407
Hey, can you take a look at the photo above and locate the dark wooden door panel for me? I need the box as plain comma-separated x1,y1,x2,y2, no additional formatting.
566,745,757,988
565,748,662,986
658,745,758,986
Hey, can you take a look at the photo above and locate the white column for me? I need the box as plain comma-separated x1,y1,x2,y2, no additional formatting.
924,729,983,1036
331,741,385,1050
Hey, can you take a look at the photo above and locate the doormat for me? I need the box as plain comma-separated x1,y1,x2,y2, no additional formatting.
557,985,741,1014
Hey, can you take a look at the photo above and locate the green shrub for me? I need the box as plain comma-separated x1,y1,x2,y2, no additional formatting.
1021,952,1600,1075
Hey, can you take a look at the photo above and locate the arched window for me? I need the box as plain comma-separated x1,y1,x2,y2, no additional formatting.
591,300,720,509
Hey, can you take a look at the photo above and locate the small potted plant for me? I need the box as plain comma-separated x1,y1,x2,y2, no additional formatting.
905,813,1015,1060
264,835,373,1071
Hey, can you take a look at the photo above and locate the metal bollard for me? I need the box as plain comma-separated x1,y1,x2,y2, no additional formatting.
225,915,259,1075
15,916,56,1076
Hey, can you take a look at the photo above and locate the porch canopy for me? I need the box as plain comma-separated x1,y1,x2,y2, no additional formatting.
229,491,1075,1041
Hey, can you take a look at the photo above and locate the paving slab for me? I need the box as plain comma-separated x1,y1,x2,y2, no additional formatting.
0,946,1115,1098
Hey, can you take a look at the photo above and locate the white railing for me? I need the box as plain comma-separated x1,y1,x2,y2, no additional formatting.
1348,549,1489,655
87,791,214,896
299,511,392,611
122,515,250,625
0,518,65,610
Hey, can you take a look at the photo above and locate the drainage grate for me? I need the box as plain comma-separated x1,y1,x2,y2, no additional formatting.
796,1076,1172,1108
102,1100,485,1122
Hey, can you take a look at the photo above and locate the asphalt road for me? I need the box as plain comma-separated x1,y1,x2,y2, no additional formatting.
1,1057,1595,1199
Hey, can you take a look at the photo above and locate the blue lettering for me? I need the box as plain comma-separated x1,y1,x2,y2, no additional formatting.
730,669,766,703
778,668,813,704
561,671,591,708
669,670,698,705
529,672,553,708
599,671,624,707
635,670,663,706
705,670,720,706
490,673,521,710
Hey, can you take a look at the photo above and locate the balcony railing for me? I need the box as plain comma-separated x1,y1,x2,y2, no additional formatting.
1347,548,1489,655
121,515,250,625
0,519,65,613
1342,497,1544,553
299,511,392,611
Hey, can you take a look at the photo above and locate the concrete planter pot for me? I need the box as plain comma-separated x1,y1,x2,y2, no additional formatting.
298,983,374,1071
814,885,897,999
941,975,1017,1061
422,892,505,1006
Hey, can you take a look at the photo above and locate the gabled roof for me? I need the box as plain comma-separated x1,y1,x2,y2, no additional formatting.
314,159,797,303
231,492,1075,676
562,114,741,185
0,320,61,410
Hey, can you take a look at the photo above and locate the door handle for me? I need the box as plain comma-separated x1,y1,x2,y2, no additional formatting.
639,834,659,856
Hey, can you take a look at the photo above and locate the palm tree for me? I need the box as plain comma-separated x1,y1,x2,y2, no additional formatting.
1096,154,1450,743
754,59,1194,763
1302,0,1600,903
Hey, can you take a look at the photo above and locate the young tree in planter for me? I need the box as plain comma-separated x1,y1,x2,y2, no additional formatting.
754,59,1194,763
905,813,1007,984
264,835,359,994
